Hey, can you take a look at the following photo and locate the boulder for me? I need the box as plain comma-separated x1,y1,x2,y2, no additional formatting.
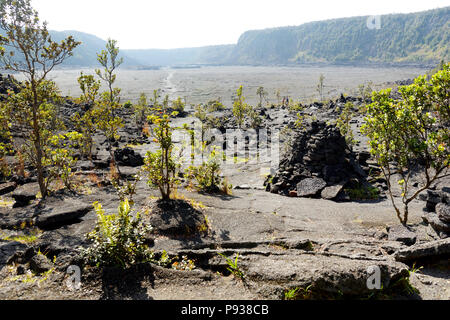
297,178,327,198
321,184,345,200
387,225,417,246
11,182,39,207
394,238,450,263
436,203,450,223
244,253,409,297
149,200,205,236
114,147,144,167
0,182,17,196
29,253,53,274
35,199,93,230
0,241,28,266
422,212,450,233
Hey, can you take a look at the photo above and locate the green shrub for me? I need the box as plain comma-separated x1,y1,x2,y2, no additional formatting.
188,148,225,193
83,199,153,268
172,97,185,113
345,184,380,200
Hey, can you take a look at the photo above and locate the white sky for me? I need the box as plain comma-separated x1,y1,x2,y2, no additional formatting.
32,0,450,49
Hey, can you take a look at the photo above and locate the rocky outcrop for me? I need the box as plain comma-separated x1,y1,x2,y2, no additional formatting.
265,121,370,200
11,183,40,207
387,225,417,246
114,147,144,167
0,241,28,267
394,238,450,263
421,188,450,239
29,254,53,274
0,182,17,196
149,200,205,236
35,199,93,230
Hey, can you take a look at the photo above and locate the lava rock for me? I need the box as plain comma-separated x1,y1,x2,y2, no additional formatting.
422,212,450,234
35,199,93,230
29,254,53,274
11,183,40,207
114,147,144,167
387,225,417,246
0,182,17,196
267,122,369,200
394,238,450,263
149,200,205,236
0,241,28,266
297,178,327,198
321,184,345,200
436,203,450,223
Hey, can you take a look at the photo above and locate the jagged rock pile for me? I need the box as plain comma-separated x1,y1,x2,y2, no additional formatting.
0,74,21,101
421,188,450,239
265,121,369,201
114,147,144,167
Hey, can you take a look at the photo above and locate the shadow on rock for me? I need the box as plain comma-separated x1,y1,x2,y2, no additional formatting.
149,200,206,238
198,191,240,201
100,263,155,300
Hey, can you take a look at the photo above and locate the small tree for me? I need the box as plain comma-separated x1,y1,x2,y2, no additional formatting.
336,102,356,147
151,89,161,108
143,112,181,201
317,74,325,101
362,65,449,225
93,39,124,174
45,131,83,190
0,0,80,198
358,81,373,102
0,99,13,180
233,85,249,128
72,72,100,160
172,97,185,113
256,86,268,108
275,89,281,106
133,92,149,130
247,106,262,128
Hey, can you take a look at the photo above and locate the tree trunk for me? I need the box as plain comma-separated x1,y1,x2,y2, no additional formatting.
32,83,47,199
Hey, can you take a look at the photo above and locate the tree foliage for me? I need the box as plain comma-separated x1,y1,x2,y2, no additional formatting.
336,102,357,147
233,85,249,128
362,64,449,225
92,39,124,173
71,72,100,160
143,112,181,201
0,0,79,197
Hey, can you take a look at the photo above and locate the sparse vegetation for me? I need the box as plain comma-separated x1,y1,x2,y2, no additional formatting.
188,147,224,193
317,74,325,101
218,253,245,280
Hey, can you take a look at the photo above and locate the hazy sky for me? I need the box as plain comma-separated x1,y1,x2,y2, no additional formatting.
32,0,449,49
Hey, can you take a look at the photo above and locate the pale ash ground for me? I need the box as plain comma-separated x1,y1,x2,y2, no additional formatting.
28,65,429,106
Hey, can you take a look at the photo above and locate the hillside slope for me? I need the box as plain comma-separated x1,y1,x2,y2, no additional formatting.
232,7,449,65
